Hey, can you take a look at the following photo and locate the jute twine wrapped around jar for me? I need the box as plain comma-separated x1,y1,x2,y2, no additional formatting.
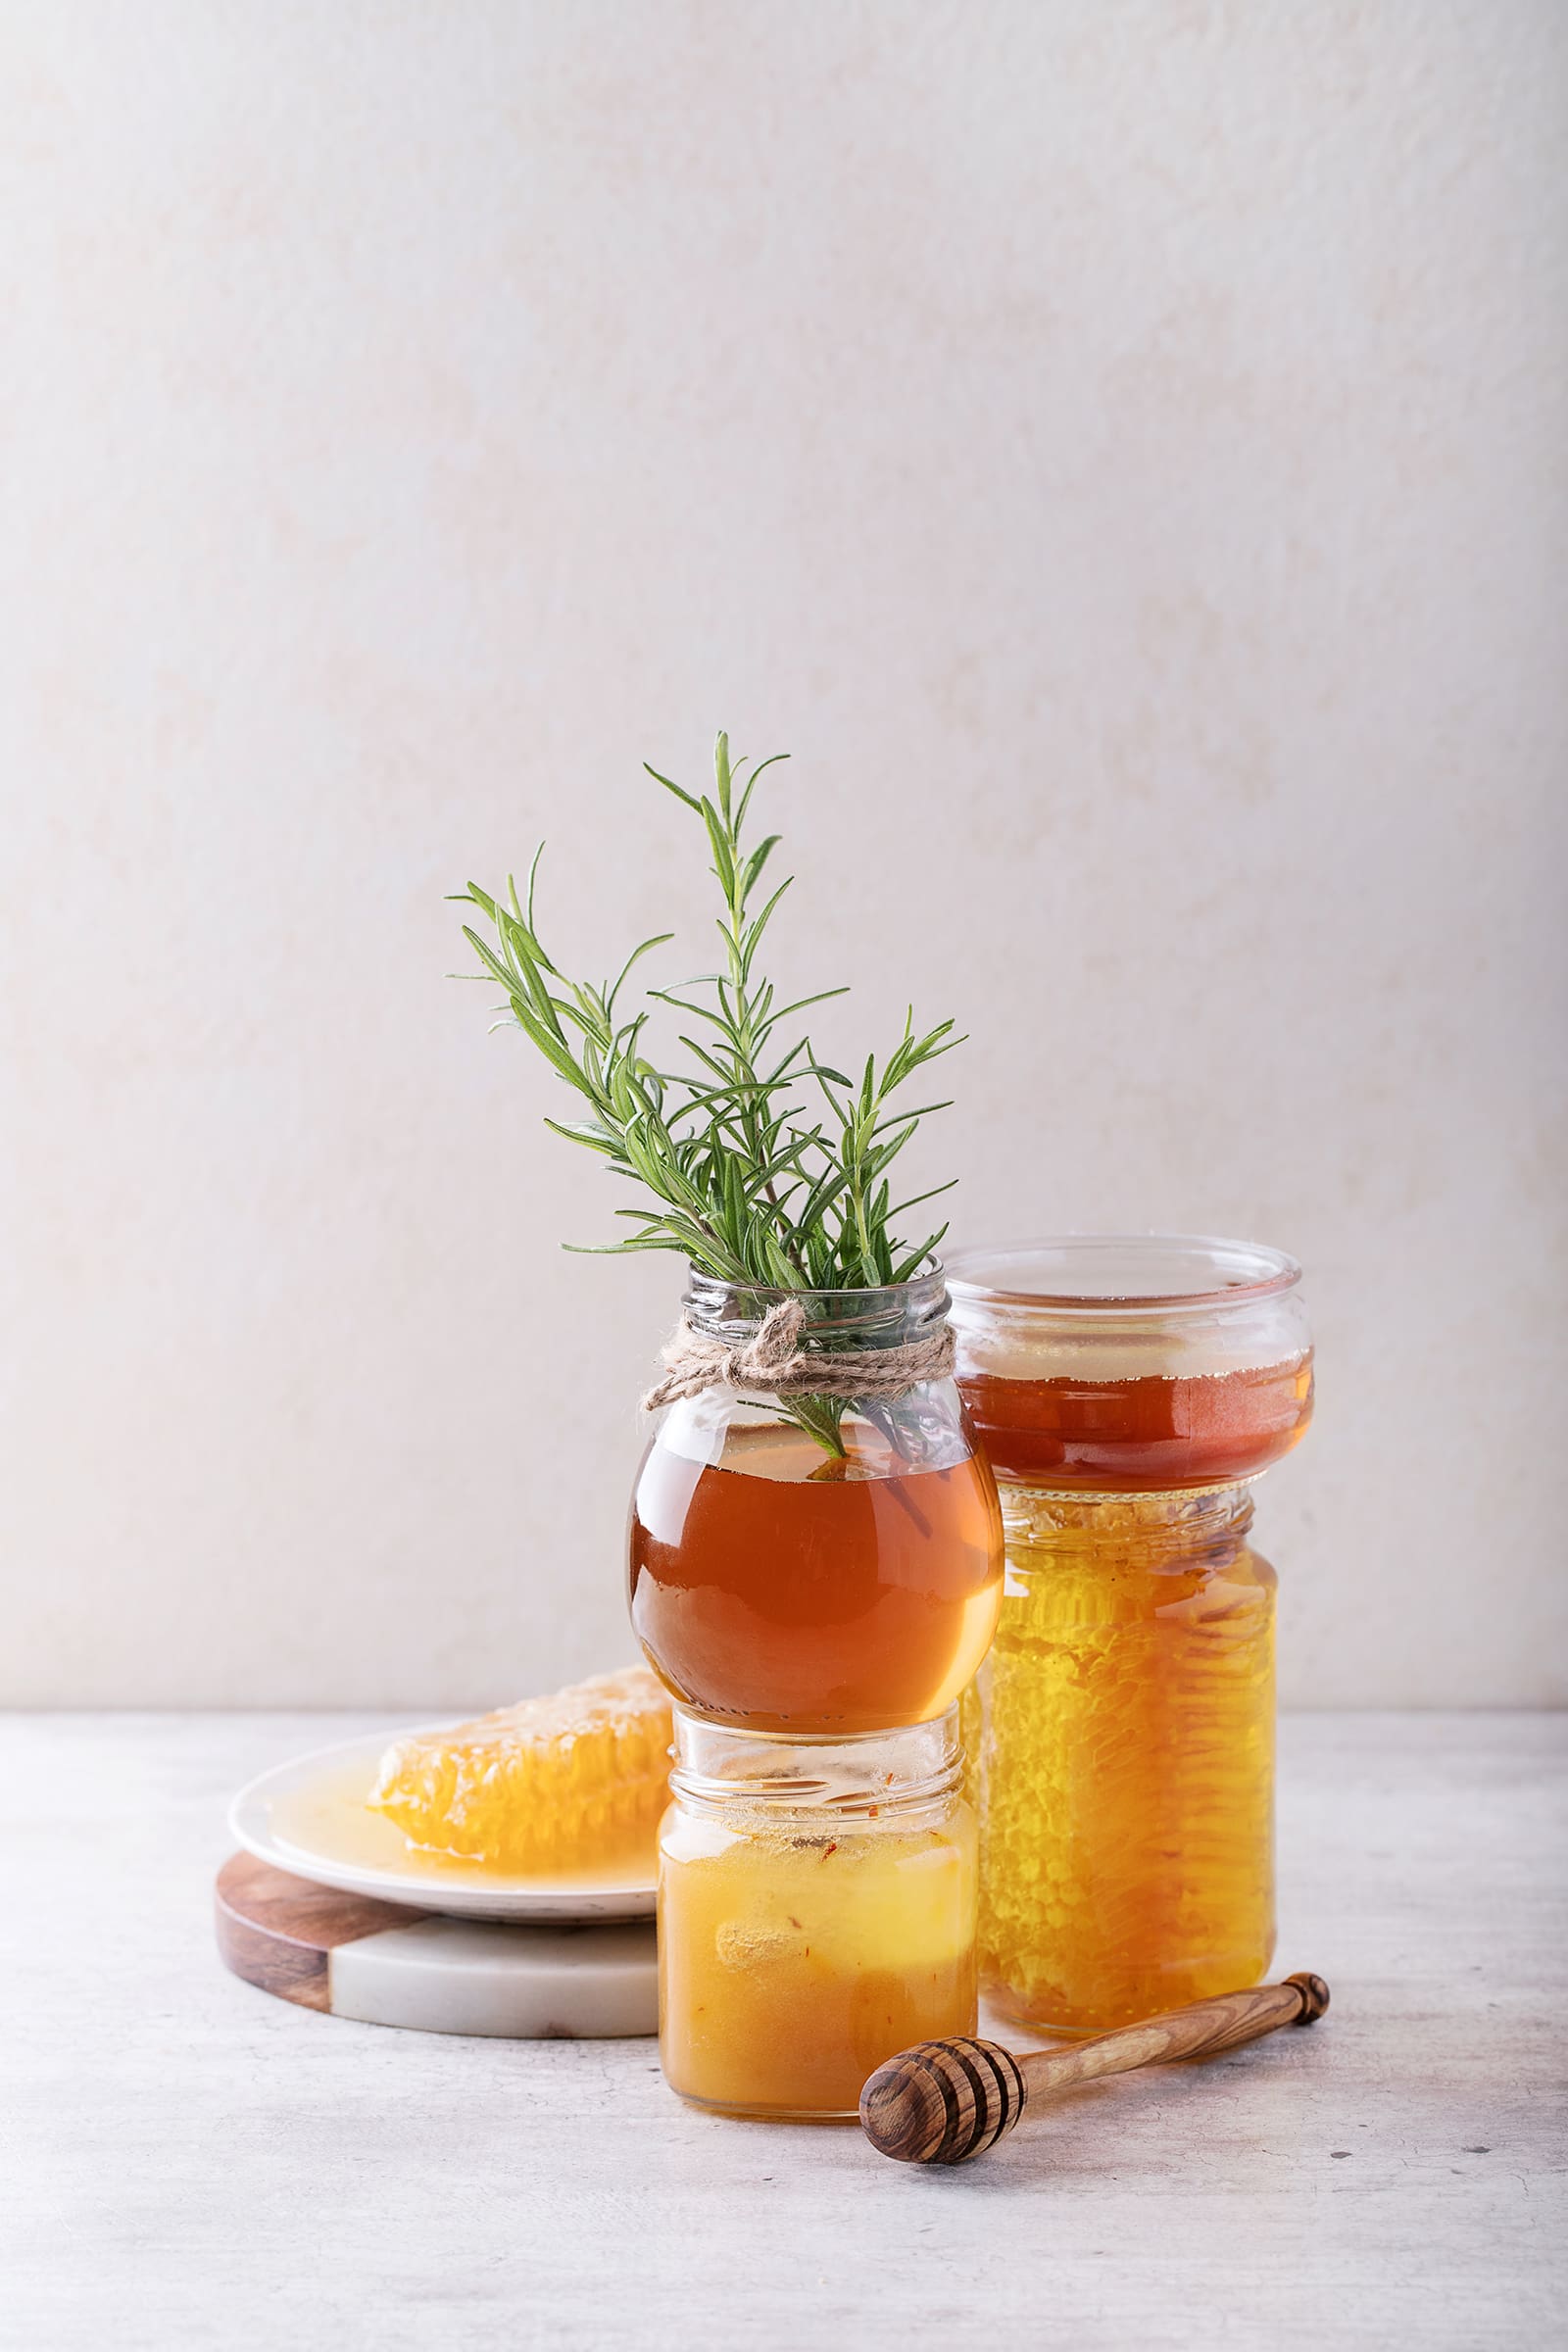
641,1295,955,1412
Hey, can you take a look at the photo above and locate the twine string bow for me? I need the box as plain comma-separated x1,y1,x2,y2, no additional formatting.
640,1294,955,1412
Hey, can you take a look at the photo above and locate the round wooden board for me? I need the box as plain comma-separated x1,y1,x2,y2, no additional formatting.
216,1854,659,2038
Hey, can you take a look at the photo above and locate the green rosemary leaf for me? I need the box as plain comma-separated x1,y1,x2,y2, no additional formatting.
742,875,793,961
740,834,781,901
890,1222,951,1285
870,1098,954,1138
888,1177,959,1219
700,800,736,897
647,991,737,1034
462,924,523,998
522,849,551,956
644,762,702,812
608,933,675,1016
773,987,851,1025
543,1117,621,1153
734,751,790,835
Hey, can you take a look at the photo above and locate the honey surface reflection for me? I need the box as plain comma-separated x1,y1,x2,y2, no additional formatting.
630,1419,1002,1735
958,1356,1312,1491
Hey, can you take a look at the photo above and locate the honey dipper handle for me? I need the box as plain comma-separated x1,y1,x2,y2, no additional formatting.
858,1975,1328,2166
1020,1972,1331,2101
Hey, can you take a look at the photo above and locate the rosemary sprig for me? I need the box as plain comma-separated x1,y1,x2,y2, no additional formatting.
453,734,962,1446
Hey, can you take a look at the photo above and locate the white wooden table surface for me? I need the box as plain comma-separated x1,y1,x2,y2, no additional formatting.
3,1713,1564,2350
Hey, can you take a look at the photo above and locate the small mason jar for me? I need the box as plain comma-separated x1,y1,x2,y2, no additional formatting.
628,1268,1004,1736
947,1236,1313,2035
659,1707,977,2118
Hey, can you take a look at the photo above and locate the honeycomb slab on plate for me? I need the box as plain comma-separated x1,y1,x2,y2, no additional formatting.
369,1667,673,1875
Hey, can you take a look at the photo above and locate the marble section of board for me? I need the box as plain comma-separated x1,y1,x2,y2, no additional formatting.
216,1851,659,2035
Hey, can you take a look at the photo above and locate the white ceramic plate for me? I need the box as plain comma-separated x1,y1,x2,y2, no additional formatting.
227,1727,659,1923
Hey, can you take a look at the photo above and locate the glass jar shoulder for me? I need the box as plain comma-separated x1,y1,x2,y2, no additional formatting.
647,1375,985,1475
991,1487,1276,1637
659,1798,975,1872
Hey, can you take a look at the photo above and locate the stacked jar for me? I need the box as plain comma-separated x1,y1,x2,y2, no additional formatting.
629,1269,1004,2116
947,1238,1313,2036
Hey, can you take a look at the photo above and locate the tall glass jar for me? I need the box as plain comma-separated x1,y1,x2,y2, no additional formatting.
947,1236,1312,2035
628,1269,1004,1737
659,1708,977,2117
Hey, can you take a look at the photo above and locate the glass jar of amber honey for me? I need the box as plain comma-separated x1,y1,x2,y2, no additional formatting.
947,1237,1313,2036
629,1269,1004,1736
659,1708,977,2118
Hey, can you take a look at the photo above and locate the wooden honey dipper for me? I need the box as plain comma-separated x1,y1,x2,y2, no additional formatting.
859,1972,1330,2167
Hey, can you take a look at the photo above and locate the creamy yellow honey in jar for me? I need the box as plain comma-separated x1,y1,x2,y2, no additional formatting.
658,1710,976,2118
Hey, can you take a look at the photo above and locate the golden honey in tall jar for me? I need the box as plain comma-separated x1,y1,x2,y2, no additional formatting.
949,1237,1313,2036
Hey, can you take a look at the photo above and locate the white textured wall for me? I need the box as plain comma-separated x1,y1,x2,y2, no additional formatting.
5,1,1564,1708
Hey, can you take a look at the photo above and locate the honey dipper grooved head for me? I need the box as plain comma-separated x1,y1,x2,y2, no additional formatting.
859,2036,1029,2166
1287,1971,1331,2022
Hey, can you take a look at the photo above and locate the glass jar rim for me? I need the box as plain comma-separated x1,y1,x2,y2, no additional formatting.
682,1262,952,1345
668,1704,963,1816
945,1234,1302,1316
684,1262,948,1308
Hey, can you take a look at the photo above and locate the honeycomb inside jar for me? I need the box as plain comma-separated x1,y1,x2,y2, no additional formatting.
969,1486,1276,2035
